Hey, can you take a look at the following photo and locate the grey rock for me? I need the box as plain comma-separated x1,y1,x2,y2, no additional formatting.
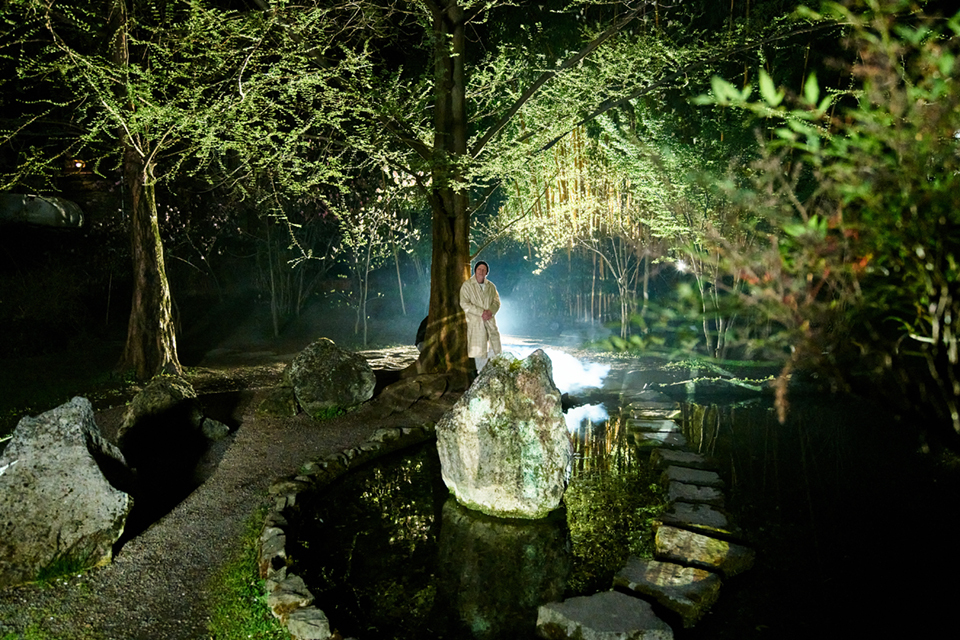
649,449,714,471
436,350,572,519
661,466,724,488
661,502,740,538
117,374,201,446
0,397,133,588
200,417,231,441
286,606,331,639
626,418,681,433
537,590,673,639
631,431,688,450
614,556,721,628
654,525,755,577
266,574,315,617
256,386,300,417
667,481,725,507
290,338,375,419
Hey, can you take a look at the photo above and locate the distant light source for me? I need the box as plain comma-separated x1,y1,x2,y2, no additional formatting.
675,259,689,273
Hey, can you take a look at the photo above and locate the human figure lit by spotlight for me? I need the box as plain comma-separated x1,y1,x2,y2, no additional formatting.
460,260,502,373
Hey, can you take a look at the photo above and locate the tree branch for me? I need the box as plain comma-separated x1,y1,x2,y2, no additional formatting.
469,0,652,158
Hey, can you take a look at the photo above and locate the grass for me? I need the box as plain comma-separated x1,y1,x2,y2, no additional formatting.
1,626,53,640
34,552,93,586
206,507,291,640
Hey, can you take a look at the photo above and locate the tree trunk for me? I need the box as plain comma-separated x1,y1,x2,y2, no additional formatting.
111,1,179,380
119,141,181,379
414,0,470,386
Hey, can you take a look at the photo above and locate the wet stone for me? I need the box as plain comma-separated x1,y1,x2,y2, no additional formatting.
286,606,332,640
661,502,741,539
662,466,724,488
649,449,714,471
626,418,681,433
614,556,721,628
266,574,315,614
667,481,724,507
627,405,682,419
655,525,755,577
537,590,674,639
632,431,688,450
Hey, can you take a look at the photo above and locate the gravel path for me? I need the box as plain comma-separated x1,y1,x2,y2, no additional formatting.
0,349,456,640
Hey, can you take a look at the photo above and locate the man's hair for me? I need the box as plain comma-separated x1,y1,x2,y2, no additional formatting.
474,260,490,274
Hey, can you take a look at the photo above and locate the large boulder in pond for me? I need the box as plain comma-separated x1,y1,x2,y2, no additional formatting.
436,350,572,519
290,338,376,419
0,397,133,588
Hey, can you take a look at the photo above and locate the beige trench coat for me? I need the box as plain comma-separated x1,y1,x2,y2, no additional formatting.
460,276,502,358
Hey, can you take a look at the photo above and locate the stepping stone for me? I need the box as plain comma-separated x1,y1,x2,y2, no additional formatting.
631,431,688,450
661,502,741,539
624,402,680,419
649,449,714,471
667,481,724,507
626,418,681,433
614,556,721,628
661,466,724,488
537,590,674,639
655,525,755,577
621,387,673,403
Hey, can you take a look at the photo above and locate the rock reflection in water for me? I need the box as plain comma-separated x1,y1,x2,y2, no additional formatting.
437,499,570,640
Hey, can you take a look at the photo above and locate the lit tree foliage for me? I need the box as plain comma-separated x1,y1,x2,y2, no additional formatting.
701,0,960,432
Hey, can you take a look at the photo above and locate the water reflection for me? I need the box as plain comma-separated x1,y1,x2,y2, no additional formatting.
676,398,960,639
437,499,569,639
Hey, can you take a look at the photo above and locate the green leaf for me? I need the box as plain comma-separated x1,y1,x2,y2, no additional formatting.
759,69,784,107
803,73,820,106
711,75,741,105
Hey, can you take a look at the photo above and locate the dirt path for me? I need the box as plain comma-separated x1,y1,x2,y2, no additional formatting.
0,349,456,640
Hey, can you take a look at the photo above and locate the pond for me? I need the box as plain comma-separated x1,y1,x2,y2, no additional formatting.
288,351,960,639
677,396,960,639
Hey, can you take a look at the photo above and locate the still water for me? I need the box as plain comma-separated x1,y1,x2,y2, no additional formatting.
290,393,960,640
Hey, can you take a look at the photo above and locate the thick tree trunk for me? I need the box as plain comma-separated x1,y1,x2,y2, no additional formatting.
111,0,179,380
414,0,471,386
119,142,181,379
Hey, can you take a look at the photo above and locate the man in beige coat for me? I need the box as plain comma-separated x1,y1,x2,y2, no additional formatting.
460,260,502,373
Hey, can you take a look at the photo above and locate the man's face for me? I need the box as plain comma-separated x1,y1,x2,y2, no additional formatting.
475,263,488,283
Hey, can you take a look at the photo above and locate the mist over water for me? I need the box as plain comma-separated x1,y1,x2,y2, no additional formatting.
563,403,610,433
501,341,610,395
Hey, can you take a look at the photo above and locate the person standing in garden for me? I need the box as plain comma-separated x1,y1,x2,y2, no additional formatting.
460,260,502,374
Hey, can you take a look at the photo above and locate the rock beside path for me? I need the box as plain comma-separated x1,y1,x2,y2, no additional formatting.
290,338,376,419
0,397,133,589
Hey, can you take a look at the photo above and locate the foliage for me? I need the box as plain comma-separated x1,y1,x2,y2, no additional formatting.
206,507,291,640
563,465,666,593
697,0,960,431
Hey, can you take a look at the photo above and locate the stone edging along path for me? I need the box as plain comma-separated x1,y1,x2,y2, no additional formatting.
256,395,756,640
257,422,438,640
